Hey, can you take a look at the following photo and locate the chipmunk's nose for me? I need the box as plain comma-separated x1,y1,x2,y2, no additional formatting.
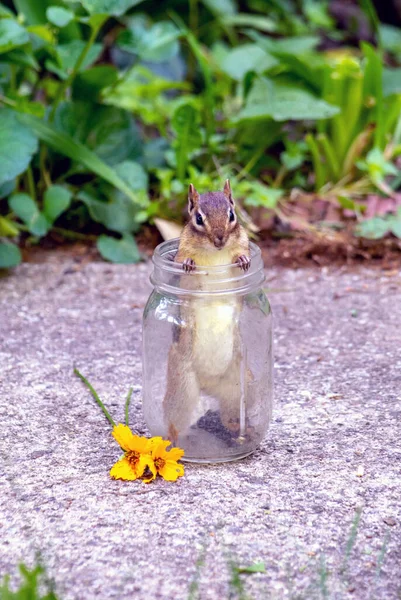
214,235,224,248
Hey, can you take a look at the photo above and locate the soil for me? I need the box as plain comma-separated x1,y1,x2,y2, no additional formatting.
19,225,401,270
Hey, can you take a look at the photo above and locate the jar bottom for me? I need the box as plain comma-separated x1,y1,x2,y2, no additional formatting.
181,448,255,464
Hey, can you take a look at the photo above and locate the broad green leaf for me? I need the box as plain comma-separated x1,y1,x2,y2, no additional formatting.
43,185,72,223
0,215,19,237
389,208,401,238
234,78,339,123
114,160,148,192
0,4,14,16
219,44,277,81
244,184,284,209
356,148,398,183
13,0,49,24
171,103,202,180
72,65,119,101
0,242,22,268
17,113,140,205
248,32,319,55
380,24,401,56
202,0,237,17
9,193,50,236
117,21,180,63
69,0,145,16
0,178,16,198
0,109,38,186
56,40,103,74
382,68,401,97
27,23,56,44
97,233,141,263
46,6,75,27
355,217,390,239
78,181,142,233
0,19,29,54
53,102,142,165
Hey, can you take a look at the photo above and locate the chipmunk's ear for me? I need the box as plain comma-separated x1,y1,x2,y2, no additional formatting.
223,179,234,207
188,183,199,213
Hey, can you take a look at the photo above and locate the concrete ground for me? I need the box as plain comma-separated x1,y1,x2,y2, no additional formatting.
0,257,400,599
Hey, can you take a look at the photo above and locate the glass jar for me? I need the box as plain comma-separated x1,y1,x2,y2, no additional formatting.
142,239,273,463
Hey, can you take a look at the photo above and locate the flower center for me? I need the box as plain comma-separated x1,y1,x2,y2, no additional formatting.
155,457,165,470
126,450,140,465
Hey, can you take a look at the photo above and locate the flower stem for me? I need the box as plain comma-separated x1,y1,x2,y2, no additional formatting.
74,368,116,427
124,387,133,427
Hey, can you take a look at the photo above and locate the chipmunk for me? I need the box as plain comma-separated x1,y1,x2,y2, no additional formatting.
163,180,252,446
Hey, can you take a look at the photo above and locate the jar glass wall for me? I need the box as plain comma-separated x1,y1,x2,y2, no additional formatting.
142,239,273,463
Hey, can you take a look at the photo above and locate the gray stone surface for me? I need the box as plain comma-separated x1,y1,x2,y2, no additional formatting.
0,259,400,600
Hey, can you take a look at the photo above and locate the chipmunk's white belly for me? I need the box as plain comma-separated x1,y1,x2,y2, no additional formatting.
193,300,237,377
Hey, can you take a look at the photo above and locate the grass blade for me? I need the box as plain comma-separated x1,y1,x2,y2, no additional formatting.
124,387,133,427
17,113,140,206
74,368,116,427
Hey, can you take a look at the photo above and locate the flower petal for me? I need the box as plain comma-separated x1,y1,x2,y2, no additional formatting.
151,439,172,459
112,424,150,453
110,457,139,481
165,447,185,461
158,460,185,481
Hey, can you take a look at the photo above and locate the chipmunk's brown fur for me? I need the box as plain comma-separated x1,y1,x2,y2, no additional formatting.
163,181,253,446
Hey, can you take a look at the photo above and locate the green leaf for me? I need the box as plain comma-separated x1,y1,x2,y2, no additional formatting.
219,44,277,81
355,217,390,239
43,185,72,223
0,108,38,186
78,161,145,232
46,6,75,27
97,233,141,263
55,39,103,74
202,0,237,17
237,562,266,574
382,67,401,97
0,215,19,237
0,19,29,54
389,208,401,238
72,65,119,101
9,193,50,236
234,78,339,123
18,113,140,205
0,4,14,17
171,103,202,180
117,20,180,63
0,242,22,268
115,160,148,191
244,184,284,209
70,0,145,16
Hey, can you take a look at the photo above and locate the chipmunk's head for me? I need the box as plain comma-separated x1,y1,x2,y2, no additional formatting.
187,180,237,250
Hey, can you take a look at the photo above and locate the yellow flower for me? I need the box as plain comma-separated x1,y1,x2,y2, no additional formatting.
110,424,158,481
149,439,185,482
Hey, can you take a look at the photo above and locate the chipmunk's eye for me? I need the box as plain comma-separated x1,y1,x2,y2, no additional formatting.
229,209,235,222
196,213,204,226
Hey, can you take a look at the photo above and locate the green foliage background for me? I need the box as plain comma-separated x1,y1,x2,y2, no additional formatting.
1,0,401,266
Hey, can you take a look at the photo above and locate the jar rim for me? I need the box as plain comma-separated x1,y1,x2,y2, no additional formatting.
151,238,265,295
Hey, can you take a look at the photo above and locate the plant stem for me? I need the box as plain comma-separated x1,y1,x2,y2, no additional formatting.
26,165,36,202
49,20,105,121
124,387,133,427
74,368,116,428
52,227,97,241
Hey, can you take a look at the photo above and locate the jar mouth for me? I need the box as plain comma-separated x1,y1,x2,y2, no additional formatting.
151,238,265,295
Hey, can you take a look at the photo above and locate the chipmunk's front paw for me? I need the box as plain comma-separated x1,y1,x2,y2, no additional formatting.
183,258,196,273
236,255,251,271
